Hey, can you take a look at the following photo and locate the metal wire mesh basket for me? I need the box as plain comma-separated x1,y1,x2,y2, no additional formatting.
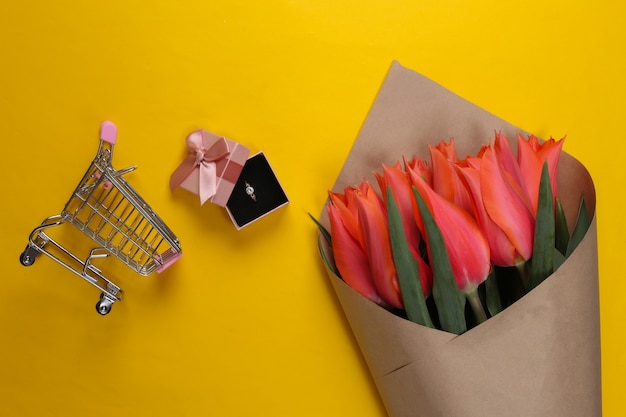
20,121,182,315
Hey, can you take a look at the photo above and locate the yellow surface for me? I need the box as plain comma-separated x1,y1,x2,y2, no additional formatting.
0,1,623,416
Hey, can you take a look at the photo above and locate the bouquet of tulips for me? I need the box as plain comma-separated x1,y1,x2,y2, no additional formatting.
319,132,590,334
315,62,600,417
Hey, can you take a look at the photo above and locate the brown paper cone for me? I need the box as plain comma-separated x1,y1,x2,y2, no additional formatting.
318,62,600,417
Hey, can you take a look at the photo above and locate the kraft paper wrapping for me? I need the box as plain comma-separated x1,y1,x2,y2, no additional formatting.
318,62,600,417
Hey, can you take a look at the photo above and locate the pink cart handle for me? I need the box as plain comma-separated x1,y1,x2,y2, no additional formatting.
100,121,117,144
156,252,183,273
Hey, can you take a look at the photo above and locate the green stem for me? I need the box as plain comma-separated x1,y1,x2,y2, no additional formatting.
516,262,529,293
466,289,488,324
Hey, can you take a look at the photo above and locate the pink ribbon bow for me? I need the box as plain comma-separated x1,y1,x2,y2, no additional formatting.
169,129,231,205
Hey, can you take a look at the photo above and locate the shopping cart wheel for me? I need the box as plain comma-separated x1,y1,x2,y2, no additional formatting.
19,246,40,266
95,295,114,316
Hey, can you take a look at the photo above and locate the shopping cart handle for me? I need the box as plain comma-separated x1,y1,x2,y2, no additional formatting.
100,121,117,144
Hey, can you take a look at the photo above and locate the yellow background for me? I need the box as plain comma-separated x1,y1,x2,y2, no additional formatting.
0,1,623,416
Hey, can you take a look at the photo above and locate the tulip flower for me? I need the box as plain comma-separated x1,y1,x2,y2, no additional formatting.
328,189,363,248
456,146,535,266
359,178,387,215
429,141,474,214
409,169,491,295
327,200,384,306
517,133,564,214
404,155,432,186
316,130,575,334
404,159,431,232
354,185,404,309
375,163,422,256
492,133,528,199
434,137,460,163
376,163,433,297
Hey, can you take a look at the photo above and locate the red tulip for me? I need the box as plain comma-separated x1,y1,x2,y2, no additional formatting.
517,134,565,214
404,155,432,186
409,169,491,294
456,146,535,266
483,145,536,262
429,141,474,214
376,163,433,297
434,137,460,162
359,178,387,215
493,133,527,196
354,185,404,309
404,159,432,233
327,201,384,305
375,163,422,255
328,189,363,248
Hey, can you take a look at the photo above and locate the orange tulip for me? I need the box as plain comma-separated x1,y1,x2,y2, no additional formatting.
457,146,535,266
409,169,491,294
429,141,474,214
434,137,460,162
517,133,564,214
354,184,404,309
492,133,527,197
328,191,359,241
375,163,421,256
359,178,387,215
327,200,384,305
404,155,432,186
375,163,433,297
404,159,432,233
486,145,536,261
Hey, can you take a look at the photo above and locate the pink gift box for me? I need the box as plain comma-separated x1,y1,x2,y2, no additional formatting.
170,129,250,207
170,129,289,229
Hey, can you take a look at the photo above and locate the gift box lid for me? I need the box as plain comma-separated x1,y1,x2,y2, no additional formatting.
170,129,251,207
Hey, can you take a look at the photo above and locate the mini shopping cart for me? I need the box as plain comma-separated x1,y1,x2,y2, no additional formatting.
20,121,182,315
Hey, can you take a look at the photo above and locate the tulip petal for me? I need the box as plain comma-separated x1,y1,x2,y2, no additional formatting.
517,134,564,214
493,132,526,192
410,170,491,293
430,145,456,203
404,156,432,186
356,191,404,309
456,164,524,266
328,191,362,245
327,203,384,305
430,145,474,214
434,138,459,163
480,147,535,262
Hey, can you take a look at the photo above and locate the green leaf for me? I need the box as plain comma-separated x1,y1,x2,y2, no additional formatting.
553,247,567,271
566,195,591,257
485,270,502,317
308,212,332,247
528,162,555,290
316,234,338,276
555,198,569,256
386,187,434,328
309,212,338,275
413,187,466,334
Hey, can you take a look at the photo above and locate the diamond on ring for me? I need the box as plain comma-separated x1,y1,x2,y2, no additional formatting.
244,181,257,201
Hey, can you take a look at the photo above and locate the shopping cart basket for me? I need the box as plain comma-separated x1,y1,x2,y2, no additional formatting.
20,121,183,315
